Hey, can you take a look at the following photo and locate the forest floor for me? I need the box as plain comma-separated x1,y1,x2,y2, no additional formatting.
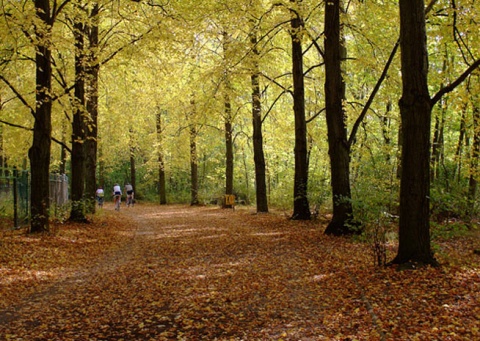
0,203,478,341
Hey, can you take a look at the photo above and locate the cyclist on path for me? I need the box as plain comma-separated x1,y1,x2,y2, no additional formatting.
113,183,122,210
95,186,104,207
125,183,134,207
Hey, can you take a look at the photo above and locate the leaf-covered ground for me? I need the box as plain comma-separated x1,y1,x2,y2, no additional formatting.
0,204,478,340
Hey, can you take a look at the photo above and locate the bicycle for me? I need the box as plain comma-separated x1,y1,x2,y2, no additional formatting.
114,194,121,211
126,193,134,207
97,196,104,208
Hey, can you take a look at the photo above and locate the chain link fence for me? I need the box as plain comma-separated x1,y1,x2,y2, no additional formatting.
0,168,69,229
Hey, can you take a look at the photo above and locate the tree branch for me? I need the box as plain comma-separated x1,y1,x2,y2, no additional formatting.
348,39,400,148
306,108,325,124
262,90,288,124
430,59,480,107
0,75,36,119
0,119,72,153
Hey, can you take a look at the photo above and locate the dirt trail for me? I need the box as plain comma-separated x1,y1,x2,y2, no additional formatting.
1,204,478,340
1,204,357,340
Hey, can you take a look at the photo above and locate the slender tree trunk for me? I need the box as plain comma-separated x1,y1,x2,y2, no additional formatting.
60,118,67,175
129,128,136,192
223,31,234,205
156,112,167,205
69,19,87,222
391,0,437,266
454,105,467,182
381,101,392,162
30,0,52,233
467,95,480,216
225,99,234,197
290,0,310,220
190,123,199,206
98,145,105,189
250,27,268,213
324,0,354,234
84,3,100,214
0,125,3,172
431,102,446,182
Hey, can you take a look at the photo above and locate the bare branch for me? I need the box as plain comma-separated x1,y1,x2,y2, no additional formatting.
430,59,480,107
348,39,400,148
0,75,36,119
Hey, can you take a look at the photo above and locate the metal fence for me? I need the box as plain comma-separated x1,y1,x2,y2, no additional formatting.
0,168,69,229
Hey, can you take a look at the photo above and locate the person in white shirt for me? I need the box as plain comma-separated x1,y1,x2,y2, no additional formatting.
125,183,134,207
113,184,122,210
95,186,104,207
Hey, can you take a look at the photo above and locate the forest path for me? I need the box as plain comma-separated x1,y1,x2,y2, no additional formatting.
0,204,382,340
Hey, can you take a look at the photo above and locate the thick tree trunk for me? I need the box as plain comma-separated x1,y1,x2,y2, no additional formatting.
391,0,437,266
30,0,52,233
69,20,87,222
250,29,268,213
156,112,167,205
84,4,100,214
323,0,354,234
290,1,310,220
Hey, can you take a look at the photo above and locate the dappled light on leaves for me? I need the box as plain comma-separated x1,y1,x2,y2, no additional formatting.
0,204,478,340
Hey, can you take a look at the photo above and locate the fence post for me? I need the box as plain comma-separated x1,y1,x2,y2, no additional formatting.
13,167,18,229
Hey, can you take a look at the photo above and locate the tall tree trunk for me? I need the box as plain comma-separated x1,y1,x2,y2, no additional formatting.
129,128,136,192
391,0,437,266
250,27,268,213
324,0,354,234
30,0,52,233
454,104,467,183
69,19,87,222
98,145,105,188
223,31,234,204
84,3,100,214
190,123,199,206
381,101,392,162
431,102,446,182
224,99,234,197
290,0,310,220
467,92,480,216
60,118,67,175
0,124,3,172
156,111,167,204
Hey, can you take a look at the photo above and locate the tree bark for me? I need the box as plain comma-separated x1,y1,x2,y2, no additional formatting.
391,0,437,266
323,0,355,234
129,128,136,192
224,99,234,197
190,123,199,206
454,105,467,182
290,0,310,220
431,102,446,182
467,92,480,216
223,31,234,205
30,0,52,233
250,28,268,213
69,18,87,222
156,111,167,205
84,3,100,214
